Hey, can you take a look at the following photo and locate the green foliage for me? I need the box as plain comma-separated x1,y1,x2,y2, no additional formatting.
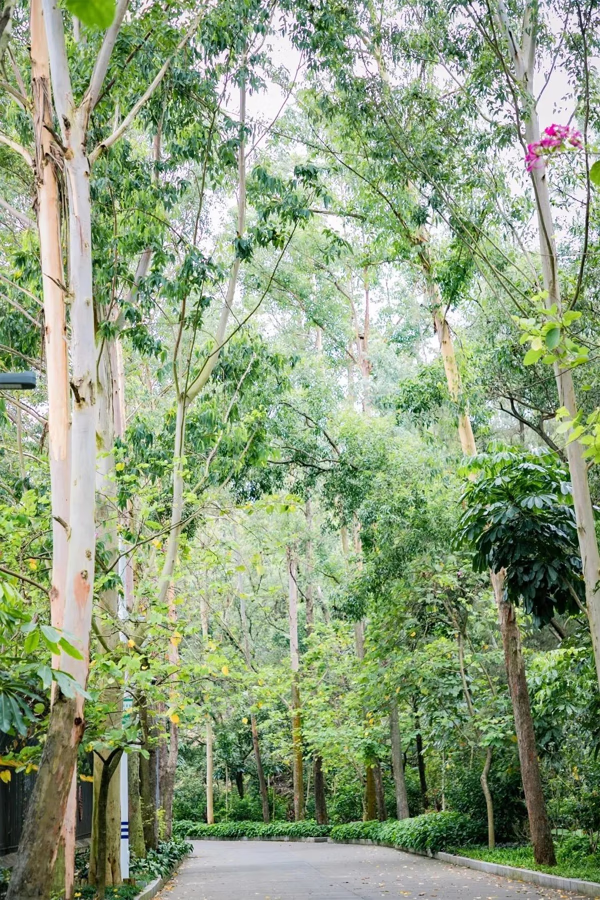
130,840,192,881
444,761,526,843
173,820,331,840
457,447,584,626
64,0,116,29
457,839,600,884
331,812,480,853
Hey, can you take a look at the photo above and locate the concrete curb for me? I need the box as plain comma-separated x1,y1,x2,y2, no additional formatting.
332,839,600,898
436,851,600,898
134,851,191,900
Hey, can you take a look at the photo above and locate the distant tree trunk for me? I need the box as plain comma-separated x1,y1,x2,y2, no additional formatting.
95,749,124,900
160,584,179,839
481,747,495,851
365,766,377,820
235,771,245,799
305,504,328,825
128,752,146,859
492,571,555,866
139,698,158,851
288,546,304,821
389,699,410,819
200,599,215,824
237,537,270,822
373,759,387,821
415,718,428,810
314,756,328,825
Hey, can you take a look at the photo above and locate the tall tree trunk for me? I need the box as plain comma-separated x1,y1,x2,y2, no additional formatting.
160,584,179,839
495,4,600,693
305,502,327,824
481,747,495,851
373,759,387,821
415,717,428,810
235,771,245,799
492,572,555,865
237,551,270,822
31,3,76,894
288,546,304,821
139,697,158,851
364,766,377,820
389,698,410,819
430,251,552,861
128,752,146,858
96,749,124,900
314,756,328,825
90,342,122,887
8,4,99,892
200,599,215,824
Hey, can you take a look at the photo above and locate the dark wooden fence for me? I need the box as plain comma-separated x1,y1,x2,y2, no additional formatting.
0,766,93,856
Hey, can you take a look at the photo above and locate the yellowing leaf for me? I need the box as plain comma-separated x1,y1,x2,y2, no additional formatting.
0,770,11,783
127,639,135,648
221,665,229,676
170,713,180,725
115,462,125,471
28,559,38,570
242,717,248,725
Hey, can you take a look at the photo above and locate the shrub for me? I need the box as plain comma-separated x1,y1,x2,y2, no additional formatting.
444,761,526,843
130,838,192,881
174,820,331,840
331,812,479,853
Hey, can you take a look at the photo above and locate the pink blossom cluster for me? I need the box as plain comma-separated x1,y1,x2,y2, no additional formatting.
525,124,583,172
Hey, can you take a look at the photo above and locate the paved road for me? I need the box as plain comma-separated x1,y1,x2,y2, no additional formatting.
160,840,594,900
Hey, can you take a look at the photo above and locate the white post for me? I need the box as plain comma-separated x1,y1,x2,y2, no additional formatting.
120,694,132,879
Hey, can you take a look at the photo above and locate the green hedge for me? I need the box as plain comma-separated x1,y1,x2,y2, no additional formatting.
174,812,478,853
331,812,480,854
174,820,332,840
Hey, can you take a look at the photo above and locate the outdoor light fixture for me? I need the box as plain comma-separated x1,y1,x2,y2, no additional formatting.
0,371,37,391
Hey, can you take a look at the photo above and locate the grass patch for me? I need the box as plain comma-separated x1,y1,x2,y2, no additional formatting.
454,841,600,884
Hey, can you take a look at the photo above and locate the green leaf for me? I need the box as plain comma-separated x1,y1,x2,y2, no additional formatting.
24,630,40,654
590,160,600,188
544,325,561,350
523,347,543,366
64,0,116,28
566,425,585,444
41,624,61,645
59,636,84,660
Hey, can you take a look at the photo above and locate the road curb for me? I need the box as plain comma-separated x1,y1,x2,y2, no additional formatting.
134,852,190,900
331,839,600,898
185,835,329,843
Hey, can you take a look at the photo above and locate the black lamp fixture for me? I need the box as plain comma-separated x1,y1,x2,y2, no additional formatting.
0,371,37,391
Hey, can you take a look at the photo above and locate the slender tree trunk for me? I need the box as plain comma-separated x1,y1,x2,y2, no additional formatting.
90,342,122,887
314,756,328,825
128,752,146,858
389,698,410,819
288,546,304,821
365,766,377,820
234,771,245,799
415,718,428,810
200,599,215,824
160,583,179,839
481,747,495,850
492,571,555,865
305,503,328,824
96,750,124,900
139,698,158,851
373,759,387,821
236,537,270,822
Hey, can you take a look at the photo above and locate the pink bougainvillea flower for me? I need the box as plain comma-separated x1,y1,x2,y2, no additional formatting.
524,124,583,172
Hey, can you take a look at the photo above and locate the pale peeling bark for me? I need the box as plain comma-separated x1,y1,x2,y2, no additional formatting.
90,344,122,887
30,2,76,894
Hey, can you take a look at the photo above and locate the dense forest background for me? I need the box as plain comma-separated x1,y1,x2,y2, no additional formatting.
1,0,600,897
